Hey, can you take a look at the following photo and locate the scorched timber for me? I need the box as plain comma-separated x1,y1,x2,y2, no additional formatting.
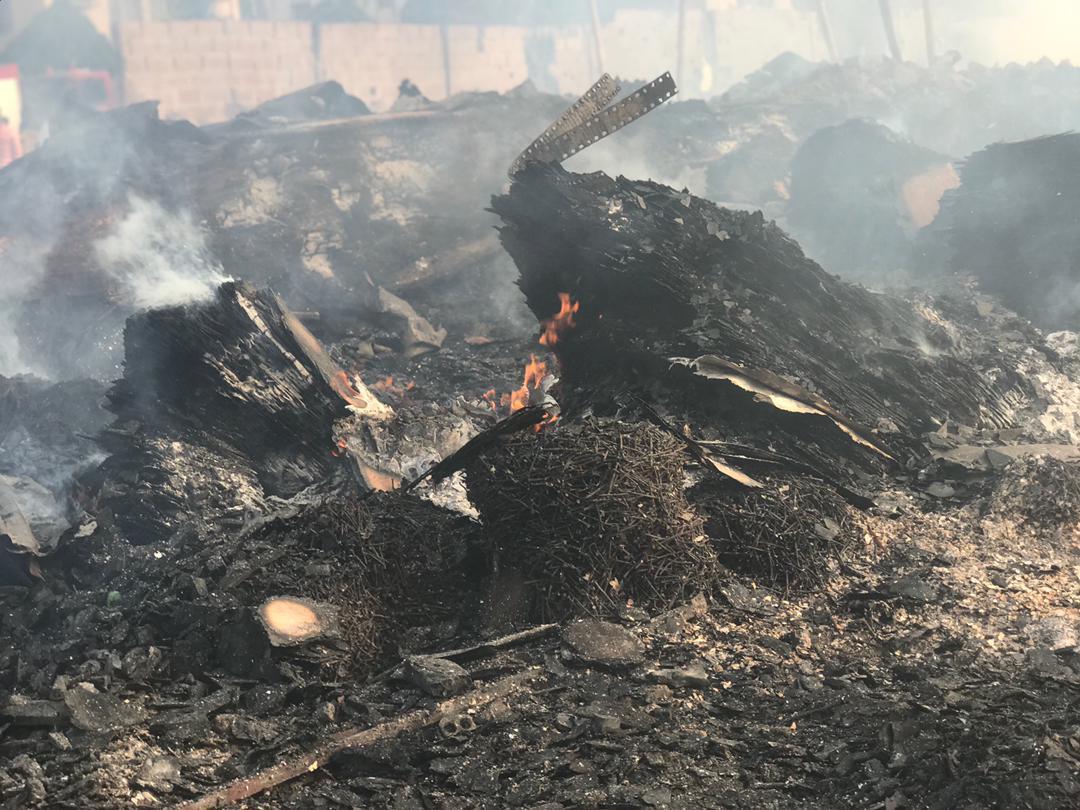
94,282,388,543
492,165,1048,478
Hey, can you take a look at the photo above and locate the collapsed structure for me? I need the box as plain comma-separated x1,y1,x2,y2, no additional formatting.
1,64,1080,808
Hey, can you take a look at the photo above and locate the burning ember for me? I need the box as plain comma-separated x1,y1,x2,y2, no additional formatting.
330,370,370,410
539,292,580,348
491,292,580,429
372,375,414,398
509,354,549,412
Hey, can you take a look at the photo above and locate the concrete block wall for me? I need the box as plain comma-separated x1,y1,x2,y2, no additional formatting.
318,23,447,110
121,20,316,123
119,11,820,125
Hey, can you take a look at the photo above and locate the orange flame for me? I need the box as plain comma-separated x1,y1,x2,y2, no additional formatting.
510,354,548,412
539,292,580,348
371,375,414,398
481,293,580,431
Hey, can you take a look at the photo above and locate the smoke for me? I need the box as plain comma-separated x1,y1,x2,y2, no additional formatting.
0,239,51,377
0,194,228,380
94,195,228,310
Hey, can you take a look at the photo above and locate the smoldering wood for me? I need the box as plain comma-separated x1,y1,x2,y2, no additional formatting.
491,164,1058,483
0,87,570,378
92,282,386,543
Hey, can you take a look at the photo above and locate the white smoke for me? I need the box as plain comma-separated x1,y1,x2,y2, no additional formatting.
0,239,50,377
94,194,228,309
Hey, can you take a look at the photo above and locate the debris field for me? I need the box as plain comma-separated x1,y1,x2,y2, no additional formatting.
2,63,1080,810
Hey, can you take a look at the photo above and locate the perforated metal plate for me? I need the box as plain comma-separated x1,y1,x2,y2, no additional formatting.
510,72,677,176
510,73,620,176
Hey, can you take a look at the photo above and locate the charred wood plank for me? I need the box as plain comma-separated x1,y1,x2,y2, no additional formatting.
491,165,1038,481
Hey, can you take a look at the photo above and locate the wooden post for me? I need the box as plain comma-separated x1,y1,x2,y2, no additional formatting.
588,0,605,74
676,0,687,84
878,0,903,61
922,0,936,65
815,0,838,63
440,23,452,99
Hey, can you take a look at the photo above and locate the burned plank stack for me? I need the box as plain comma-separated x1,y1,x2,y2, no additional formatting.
3,65,1080,809
491,163,1050,485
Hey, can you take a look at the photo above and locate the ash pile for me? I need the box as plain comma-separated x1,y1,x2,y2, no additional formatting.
1,72,1080,810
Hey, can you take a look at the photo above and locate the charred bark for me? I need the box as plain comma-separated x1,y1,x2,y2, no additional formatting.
931,132,1080,330
92,282,382,542
492,165,1043,481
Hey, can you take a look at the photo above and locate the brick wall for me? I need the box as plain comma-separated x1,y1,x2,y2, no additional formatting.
121,20,316,123
318,23,446,110
119,12,820,125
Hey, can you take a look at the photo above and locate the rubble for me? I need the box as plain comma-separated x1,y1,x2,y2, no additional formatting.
2,55,1080,810
930,132,1080,330
563,620,646,668
492,163,1074,489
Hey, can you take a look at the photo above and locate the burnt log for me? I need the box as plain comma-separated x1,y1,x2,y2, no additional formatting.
930,132,1080,330
93,282,389,543
491,165,1062,482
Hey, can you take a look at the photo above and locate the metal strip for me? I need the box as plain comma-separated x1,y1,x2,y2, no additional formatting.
541,72,677,163
509,73,620,176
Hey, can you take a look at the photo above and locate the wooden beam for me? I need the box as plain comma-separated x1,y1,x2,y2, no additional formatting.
676,0,687,85
815,0,838,63
588,0,605,74
878,0,903,61
922,0,936,65
439,23,452,99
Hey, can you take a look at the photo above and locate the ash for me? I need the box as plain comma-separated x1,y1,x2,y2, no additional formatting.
1,54,1080,810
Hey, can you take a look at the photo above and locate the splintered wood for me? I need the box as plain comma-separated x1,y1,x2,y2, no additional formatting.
179,669,540,809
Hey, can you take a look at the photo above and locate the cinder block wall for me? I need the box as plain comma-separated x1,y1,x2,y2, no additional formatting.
119,11,818,125
317,23,447,109
121,20,317,123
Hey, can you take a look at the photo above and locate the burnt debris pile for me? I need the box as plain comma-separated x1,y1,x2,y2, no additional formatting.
92,282,371,543
2,71,1080,808
930,132,1080,330
465,420,721,620
493,163,1068,488
0,84,569,378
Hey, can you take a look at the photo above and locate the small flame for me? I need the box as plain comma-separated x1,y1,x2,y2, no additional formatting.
539,292,580,348
331,437,348,457
510,354,548,412
483,293,580,431
371,375,414,398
